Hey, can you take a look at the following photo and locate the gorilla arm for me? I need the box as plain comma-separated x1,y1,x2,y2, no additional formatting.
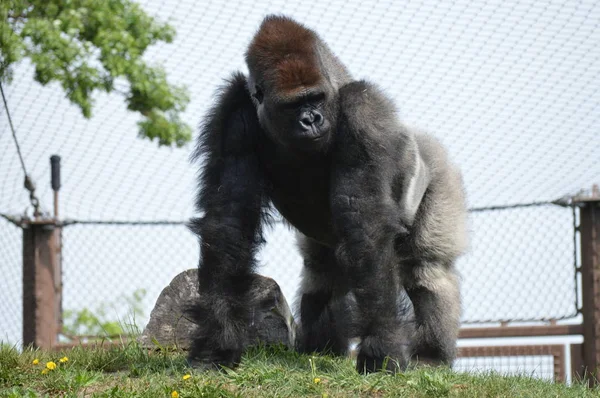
330,81,421,372
187,72,267,369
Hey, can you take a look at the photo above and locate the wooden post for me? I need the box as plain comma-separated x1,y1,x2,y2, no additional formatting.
571,343,585,383
577,192,600,386
22,220,62,349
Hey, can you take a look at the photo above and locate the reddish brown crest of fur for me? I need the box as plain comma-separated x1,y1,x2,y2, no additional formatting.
246,16,322,94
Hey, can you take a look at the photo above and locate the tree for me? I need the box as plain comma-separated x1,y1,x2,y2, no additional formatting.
0,0,191,147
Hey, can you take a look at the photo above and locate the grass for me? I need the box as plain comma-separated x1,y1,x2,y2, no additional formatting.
0,342,597,397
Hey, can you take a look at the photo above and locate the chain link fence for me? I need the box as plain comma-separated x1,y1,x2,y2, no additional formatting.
1,0,599,381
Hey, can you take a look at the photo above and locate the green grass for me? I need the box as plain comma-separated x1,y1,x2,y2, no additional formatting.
0,342,597,397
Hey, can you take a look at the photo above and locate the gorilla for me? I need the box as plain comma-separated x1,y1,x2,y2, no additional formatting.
188,15,468,373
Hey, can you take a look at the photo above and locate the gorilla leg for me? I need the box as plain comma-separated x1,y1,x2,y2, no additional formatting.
404,262,461,365
296,234,350,355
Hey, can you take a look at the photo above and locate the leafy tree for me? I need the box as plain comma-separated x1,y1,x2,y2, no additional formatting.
62,288,147,338
0,0,191,147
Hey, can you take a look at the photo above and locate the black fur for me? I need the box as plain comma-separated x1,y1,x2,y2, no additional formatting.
295,238,351,356
186,73,271,369
188,15,467,373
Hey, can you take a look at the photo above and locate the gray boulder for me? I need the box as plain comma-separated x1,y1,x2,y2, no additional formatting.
139,269,296,350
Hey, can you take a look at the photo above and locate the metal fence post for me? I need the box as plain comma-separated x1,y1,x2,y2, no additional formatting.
577,190,600,386
22,220,62,349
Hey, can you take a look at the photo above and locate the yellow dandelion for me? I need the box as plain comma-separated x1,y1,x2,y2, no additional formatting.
32,358,39,365
59,356,68,363
182,374,191,380
171,391,179,398
313,377,321,384
46,361,57,370
41,368,49,375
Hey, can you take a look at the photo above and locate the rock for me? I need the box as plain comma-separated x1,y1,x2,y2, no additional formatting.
139,269,296,350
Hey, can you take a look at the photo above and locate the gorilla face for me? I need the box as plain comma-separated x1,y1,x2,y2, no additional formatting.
252,83,337,152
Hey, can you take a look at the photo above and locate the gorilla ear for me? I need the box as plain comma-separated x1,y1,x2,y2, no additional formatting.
252,85,264,104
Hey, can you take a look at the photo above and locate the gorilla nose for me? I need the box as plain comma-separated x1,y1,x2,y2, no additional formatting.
299,111,323,130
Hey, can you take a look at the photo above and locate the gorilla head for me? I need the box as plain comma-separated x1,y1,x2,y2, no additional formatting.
245,15,352,152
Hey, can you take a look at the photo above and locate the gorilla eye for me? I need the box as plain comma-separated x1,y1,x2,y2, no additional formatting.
253,85,264,104
308,92,326,103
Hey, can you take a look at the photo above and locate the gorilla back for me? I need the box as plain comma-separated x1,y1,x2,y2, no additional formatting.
188,15,468,373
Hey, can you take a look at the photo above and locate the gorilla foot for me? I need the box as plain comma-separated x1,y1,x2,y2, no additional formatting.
410,324,457,367
187,338,243,371
356,335,410,374
411,343,456,367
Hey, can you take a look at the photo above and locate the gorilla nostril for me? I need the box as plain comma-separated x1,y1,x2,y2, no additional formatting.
299,118,311,130
299,112,315,129
313,112,323,126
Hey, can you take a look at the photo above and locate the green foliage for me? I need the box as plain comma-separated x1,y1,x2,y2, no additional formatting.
0,0,191,147
62,288,146,338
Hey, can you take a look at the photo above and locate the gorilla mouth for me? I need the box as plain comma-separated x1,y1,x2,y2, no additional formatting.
296,130,325,143
291,129,328,150
297,122,329,142
307,131,325,140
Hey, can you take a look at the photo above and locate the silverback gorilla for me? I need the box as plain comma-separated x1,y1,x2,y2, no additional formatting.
188,15,468,373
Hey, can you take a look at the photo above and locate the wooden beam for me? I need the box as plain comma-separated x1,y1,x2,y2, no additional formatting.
459,324,583,339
